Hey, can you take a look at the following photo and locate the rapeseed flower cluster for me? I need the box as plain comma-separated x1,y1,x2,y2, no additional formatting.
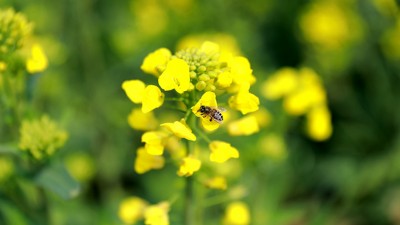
18,115,68,160
119,197,169,225
262,67,332,141
121,40,260,224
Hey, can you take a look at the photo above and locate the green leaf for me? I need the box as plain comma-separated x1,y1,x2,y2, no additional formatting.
35,164,80,200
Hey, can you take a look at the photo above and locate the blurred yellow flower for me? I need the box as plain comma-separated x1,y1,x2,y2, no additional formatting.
142,131,168,155
122,80,146,104
306,105,332,141
128,108,158,131
261,67,298,100
26,44,48,73
0,61,6,71
118,196,148,224
259,134,287,161
135,147,165,174
141,48,171,76
19,115,68,160
142,85,165,113
158,58,191,94
192,91,221,131
228,115,259,136
209,141,239,163
0,156,14,183
300,1,362,49
161,119,196,141
177,156,201,177
229,84,259,115
205,176,227,190
253,107,272,128
223,201,250,225
65,152,96,182
381,17,400,60
0,8,32,55
144,202,170,225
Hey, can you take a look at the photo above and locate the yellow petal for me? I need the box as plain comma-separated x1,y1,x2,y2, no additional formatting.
228,84,259,115
216,71,233,89
142,85,164,113
141,48,171,76
161,120,196,141
122,80,146,104
177,156,202,177
158,58,191,94
128,108,158,131
118,197,148,225
223,201,250,225
209,141,239,163
144,202,170,225
134,147,165,174
141,131,166,155
306,105,332,141
227,115,259,136
26,44,48,73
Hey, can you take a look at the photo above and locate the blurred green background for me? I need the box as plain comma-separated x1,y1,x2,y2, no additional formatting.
1,0,400,224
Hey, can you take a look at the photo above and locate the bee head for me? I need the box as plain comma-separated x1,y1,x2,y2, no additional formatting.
198,105,207,113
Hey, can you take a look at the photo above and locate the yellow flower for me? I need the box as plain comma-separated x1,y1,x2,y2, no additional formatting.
177,156,201,177
306,105,332,141
142,85,164,113
228,56,256,86
118,197,148,224
19,115,68,160
199,41,220,55
227,115,259,136
26,44,48,73
141,131,167,155
283,68,326,115
65,152,96,182
161,119,196,141
144,202,170,225
209,141,239,163
158,58,191,94
228,84,259,115
0,61,6,72
215,71,233,89
205,176,227,190
261,67,298,100
141,48,171,76
223,201,250,225
122,80,146,104
128,108,158,131
192,91,221,131
135,147,165,174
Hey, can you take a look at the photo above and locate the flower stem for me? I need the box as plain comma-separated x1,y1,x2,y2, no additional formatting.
184,111,196,225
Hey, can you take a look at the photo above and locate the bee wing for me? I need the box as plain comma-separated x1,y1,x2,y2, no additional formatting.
216,106,226,112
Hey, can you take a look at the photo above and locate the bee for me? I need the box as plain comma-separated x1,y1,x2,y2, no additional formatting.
197,105,226,124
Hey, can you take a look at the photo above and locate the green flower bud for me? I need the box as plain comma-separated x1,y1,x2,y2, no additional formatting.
195,81,207,91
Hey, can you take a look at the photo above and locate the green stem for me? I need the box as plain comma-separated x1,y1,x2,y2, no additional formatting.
184,106,196,225
191,126,211,143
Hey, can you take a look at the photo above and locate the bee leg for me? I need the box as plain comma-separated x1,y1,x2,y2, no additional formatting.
209,117,212,122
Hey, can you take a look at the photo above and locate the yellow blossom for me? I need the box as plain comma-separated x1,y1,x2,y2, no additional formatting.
228,56,256,86
141,131,167,155
135,147,165,174
223,201,250,225
161,119,196,141
118,197,148,224
227,115,259,136
261,67,298,100
253,107,271,127
26,44,48,73
158,58,191,94
19,115,68,160
229,84,259,115
141,48,171,76
128,108,158,131
209,141,239,163
199,41,220,55
192,91,222,131
122,80,146,104
142,85,164,113
177,156,201,177
306,105,332,141
215,71,233,89
144,202,170,225
205,176,227,190
283,68,326,115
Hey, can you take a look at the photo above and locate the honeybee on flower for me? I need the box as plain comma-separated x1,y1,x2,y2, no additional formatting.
197,105,226,124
